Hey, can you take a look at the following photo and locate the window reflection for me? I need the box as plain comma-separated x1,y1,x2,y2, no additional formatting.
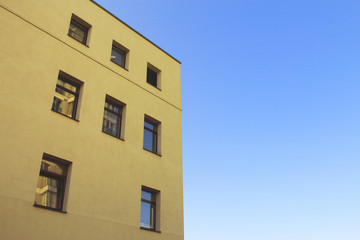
35,176,61,209
102,98,123,138
141,191,152,201
68,19,88,44
56,79,77,92
143,130,154,152
140,189,156,230
34,155,70,211
111,46,126,68
144,121,154,130
51,76,79,119
140,202,154,229
143,119,158,153
41,160,66,175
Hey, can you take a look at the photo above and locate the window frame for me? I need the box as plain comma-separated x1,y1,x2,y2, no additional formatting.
102,95,125,139
110,41,129,69
51,71,82,120
140,186,160,232
143,116,160,155
34,153,71,213
68,14,91,46
146,63,161,89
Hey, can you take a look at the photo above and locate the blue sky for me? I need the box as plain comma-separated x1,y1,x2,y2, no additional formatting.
95,1,360,239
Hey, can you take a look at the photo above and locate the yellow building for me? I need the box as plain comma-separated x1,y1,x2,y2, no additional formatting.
0,0,183,239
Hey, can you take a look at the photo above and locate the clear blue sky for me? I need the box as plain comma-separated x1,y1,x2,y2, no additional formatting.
95,1,360,239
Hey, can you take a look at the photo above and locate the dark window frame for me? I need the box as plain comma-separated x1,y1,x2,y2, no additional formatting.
143,117,159,154
34,153,71,213
102,96,124,139
68,15,91,46
111,44,127,69
146,63,161,89
140,186,160,231
146,68,157,88
51,73,81,120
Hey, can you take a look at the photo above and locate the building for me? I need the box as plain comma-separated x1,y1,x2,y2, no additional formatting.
0,0,183,239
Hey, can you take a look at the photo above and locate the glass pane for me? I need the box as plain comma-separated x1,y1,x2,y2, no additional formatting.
56,79,77,92
41,160,66,175
147,68,157,87
105,101,121,113
102,109,120,137
68,21,86,43
35,175,63,209
144,121,154,130
140,201,154,229
52,87,76,117
143,129,154,152
111,47,126,67
141,190,152,201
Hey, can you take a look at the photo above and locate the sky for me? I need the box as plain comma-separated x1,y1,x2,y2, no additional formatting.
95,1,360,239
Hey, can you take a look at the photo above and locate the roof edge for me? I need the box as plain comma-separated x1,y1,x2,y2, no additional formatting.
90,0,181,64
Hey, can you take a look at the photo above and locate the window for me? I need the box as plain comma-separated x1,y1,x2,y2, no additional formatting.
143,116,160,154
146,63,161,89
51,71,83,120
68,15,91,45
111,41,129,69
102,95,125,139
34,153,71,212
140,186,160,231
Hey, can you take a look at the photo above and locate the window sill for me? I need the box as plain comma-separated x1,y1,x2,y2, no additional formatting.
140,227,161,233
110,60,129,71
102,131,124,141
143,148,162,157
33,204,67,213
51,109,79,122
68,34,89,47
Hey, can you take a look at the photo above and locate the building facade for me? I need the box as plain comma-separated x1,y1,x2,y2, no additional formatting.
0,0,183,239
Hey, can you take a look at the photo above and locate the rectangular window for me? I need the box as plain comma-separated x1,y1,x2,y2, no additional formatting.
51,71,82,120
111,41,129,69
143,116,160,154
102,96,125,139
34,153,71,212
140,186,160,231
68,15,91,45
146,63,161,89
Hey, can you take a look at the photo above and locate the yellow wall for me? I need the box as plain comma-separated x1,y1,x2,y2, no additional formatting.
0,0,183,239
